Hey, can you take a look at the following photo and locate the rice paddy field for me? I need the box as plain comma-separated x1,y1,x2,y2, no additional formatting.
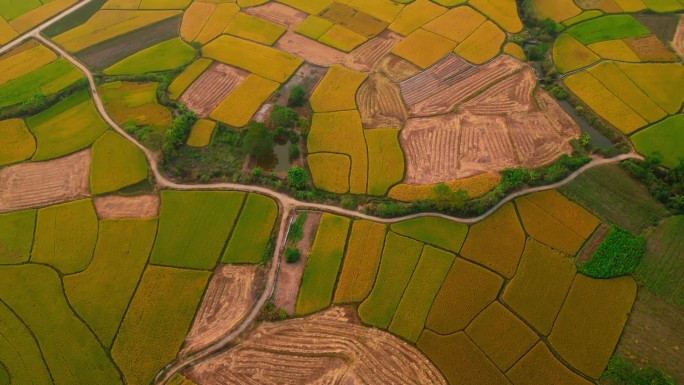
1,0,683,384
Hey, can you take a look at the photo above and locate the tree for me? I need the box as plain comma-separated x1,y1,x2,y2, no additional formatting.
270,105,298,128
285,247,301,263
287,167,308,190
288,85,307,107
433,183,469,211
242,121,273,157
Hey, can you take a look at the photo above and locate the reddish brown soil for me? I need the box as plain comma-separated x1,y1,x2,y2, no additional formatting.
617,289,684,383
673,16,684,59
409,55,524,117
577,223,610,263
374,53,422,82
93,195,160,219
243,2,307,31
400,54,475,106
400,68,579,184
275,32,346,67
180,63,249,118
0,150,90,213
624,36,677,62
357,73,407,128
272,212,321,314
184,307,446,385
253,103,273,123
344,30,402,72
181,265,259,357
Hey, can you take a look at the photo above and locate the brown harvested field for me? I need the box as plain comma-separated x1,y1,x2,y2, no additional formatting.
275,31,346,67
357,73,407,128
344,30,402,72
181,265,259,357
94,195,160,219
76,16,181,70
243,2,307,31
180,63,249,118
184,307,446,385
0,149,90,213
408,55,524,117
616,289,684,383
624,36,678,62
400,69,579,183
374,53,422,82
400,54,476,106
273,212,320,314
674,16,684,59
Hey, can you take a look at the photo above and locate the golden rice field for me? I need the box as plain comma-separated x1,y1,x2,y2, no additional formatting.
209,74,279,127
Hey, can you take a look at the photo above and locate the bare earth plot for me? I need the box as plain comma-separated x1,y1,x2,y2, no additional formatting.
94,195,160,219
180,63,249,118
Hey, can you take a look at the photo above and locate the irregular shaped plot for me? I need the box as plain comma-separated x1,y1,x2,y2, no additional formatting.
357,73,406,129
186,119,216,148
104,38,196,75
0,209,35,264
389,173,500,202
587,39,641,62
344,30,402,71
210,74,279,127
388,0,447,36
531,0,582,23
365,128,405,195
0,118,35,166
310,65,368,112
423,6,485,42
616,62,684,115
90,131,148,195
454,20,506,64
507,342,594,385
553,34,600,73
225,13,286,45
391,28,456,69
0,301,51,385
390,216,467,253
469,0,522,33
307,153,350,194
180,63,249,118
222,193,279,264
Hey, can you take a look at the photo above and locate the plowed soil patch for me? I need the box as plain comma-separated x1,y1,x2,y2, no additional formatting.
624,35,678,62
184,307,446,385
181,265,259,357
94,195,160,219
0,150,90,213
273,212,320,314
375,54,422,82
408,55,523,117
400,54,475,106
344,30,402,72
357,73,407,128
400,69,579,183
180,63,248,118
275,31,346,67
243,2,307,30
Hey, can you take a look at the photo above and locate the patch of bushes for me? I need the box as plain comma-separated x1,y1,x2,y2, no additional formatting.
579,226,645,279
601,355,675,385
288,85,307,107
162,106,197,159
285,247,301,264
621,156,684,214
270,105,298,128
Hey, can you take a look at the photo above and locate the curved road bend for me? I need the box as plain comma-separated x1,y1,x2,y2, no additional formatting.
24,32,644,384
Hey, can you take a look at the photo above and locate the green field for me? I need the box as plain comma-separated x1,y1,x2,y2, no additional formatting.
389,246,455,342
112,265,210,385
0,209,35,264
0,58,83,108
631,115,684,168
390,217,468,253
566,15,651,44
295,213,350,315
0,0,41,21
104,38,196,75
559,164,668,235
222,193,278,264
27,90,109,161
63,218,158,346
90,131,148,195
31,199,99,274
639,216,684,306
150,191,245,270
358,232,423,328
0,264,122,384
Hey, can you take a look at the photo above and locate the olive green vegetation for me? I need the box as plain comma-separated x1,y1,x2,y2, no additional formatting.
389,246,455,342
287,211,308,245
63,219,158,347
565,15,650,44
390,217,468,253
601,355,676,385
111,265,210,385
295,214,350,315
26,89,109,161
0,264,122,384
559,164,668,235
0,301,51,385
579,226,645,279
150,191,245,270
222,194,278,264
0,0,41,21
639,216,684,306
31,199,99,274
358,232,423,328
104,38,196,75
0,209,35,264
631,115,684,169
90,131,148,195
0,59,83,108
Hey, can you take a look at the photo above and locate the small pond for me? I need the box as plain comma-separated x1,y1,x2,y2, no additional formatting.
256,140,293,173
558,100,614,150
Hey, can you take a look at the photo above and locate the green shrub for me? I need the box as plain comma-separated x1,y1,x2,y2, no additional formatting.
270,105,298,128
285,247,301,264
579,226,645,279
288,85,307,107
601,355,675,385
242,121,273,157
288,167,308,190
288,212,307,244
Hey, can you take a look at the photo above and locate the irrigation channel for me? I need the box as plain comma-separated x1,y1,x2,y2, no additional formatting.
0,7,643,382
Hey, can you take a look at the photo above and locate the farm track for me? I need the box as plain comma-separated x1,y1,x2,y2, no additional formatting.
0,20,643,383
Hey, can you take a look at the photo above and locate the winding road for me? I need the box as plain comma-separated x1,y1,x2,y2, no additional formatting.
0,8,643,383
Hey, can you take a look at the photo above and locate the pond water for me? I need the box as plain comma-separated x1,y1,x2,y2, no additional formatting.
559,100,614,149
256,140,292,173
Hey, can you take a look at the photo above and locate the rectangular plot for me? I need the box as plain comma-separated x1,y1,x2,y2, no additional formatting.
210,74,279,127
389,246,455,342
222,194,279,264
391,216,468,253
295,213,350,315
180,62,248,117
0,209,35,264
